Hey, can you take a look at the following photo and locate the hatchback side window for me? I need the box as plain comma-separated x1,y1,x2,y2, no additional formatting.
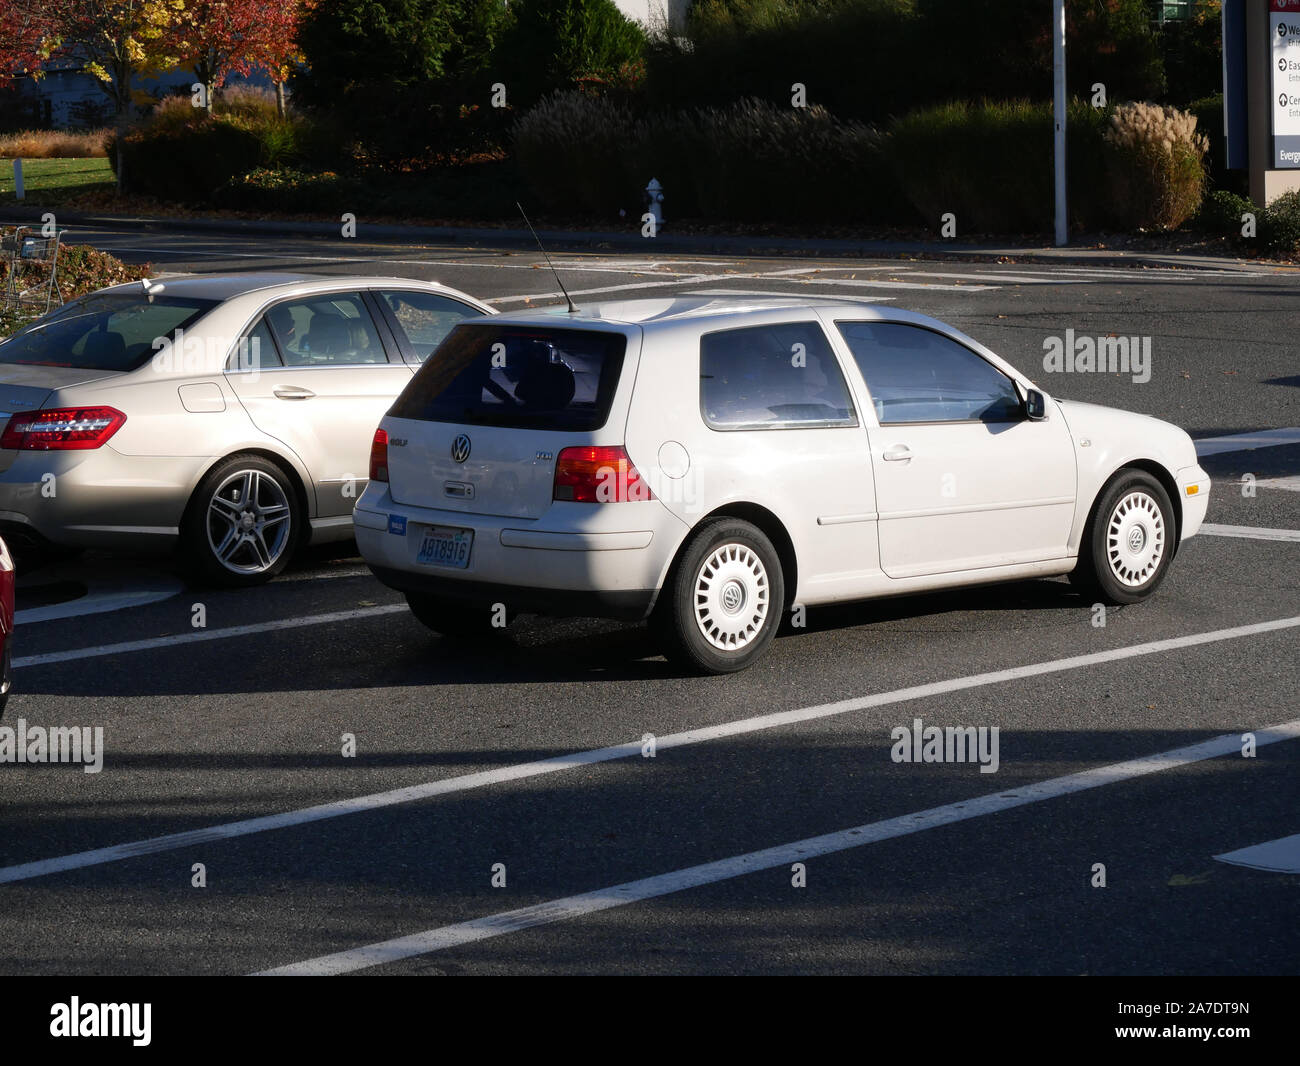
836,321,1024,424
379,290,483,362
700,322,857,430
265,293,389,366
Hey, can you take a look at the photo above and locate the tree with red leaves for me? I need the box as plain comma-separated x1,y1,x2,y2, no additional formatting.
0,2,57,84
171,0,311,114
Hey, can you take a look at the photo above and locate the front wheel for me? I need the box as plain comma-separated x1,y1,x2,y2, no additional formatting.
182,455,300,587
653,518,785,674
1070,470,1175,605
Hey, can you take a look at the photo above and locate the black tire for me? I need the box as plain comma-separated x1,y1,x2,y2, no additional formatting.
406,594,513,639
1070,469,1175,605
182,454,301,588
653,518,785,675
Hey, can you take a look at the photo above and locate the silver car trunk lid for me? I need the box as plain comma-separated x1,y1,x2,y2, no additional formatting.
0,367,122,471
386,422,568,520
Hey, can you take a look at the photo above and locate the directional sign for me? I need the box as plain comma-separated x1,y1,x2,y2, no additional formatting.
1272,0,1300,166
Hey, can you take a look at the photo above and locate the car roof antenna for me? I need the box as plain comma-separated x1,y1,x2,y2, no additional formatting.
517,202,577,314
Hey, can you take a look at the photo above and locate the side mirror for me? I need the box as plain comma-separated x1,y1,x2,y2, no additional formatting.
1024,388,1047,421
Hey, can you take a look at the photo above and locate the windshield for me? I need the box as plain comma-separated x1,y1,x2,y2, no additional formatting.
390,324,628,431
0,292,217,372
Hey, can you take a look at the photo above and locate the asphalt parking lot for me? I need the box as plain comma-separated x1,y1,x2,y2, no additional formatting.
1,228,1297,975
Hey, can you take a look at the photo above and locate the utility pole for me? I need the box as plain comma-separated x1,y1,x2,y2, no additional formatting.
1053,0,1067,247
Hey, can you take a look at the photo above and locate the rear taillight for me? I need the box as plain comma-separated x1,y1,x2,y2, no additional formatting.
0,406,126,451
369,428,389,482
553,445,653,503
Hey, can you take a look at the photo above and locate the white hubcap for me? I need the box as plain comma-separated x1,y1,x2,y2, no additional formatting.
693,543,770,651
1106,491,1165,588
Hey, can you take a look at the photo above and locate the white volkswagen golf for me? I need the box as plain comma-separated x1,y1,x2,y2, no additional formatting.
356,297,1210,673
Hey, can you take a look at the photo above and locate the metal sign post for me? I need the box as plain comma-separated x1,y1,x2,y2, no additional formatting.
1053,0,1067,246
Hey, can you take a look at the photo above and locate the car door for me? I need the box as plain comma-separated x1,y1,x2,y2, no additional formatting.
225,291,414,518
370,287,491,364
833,319,1076,579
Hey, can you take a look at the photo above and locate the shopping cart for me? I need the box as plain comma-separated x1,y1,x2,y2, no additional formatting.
1,226,66,316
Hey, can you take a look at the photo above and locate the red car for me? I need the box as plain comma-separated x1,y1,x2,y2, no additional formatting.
0,535,12,716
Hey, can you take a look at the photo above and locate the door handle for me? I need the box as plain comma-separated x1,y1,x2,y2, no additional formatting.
882,444,912,462
273,385,315,400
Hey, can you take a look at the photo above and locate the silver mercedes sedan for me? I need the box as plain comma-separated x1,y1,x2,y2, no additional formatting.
0,273,493,585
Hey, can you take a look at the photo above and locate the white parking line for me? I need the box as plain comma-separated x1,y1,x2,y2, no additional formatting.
487,270,1006,305
254,719,1300,975
683,289,896,302
15,576,183,624
1251,476,1300,492
902,270,1091,285
1214,833,1300,874
1199,523,1300,543
4,612,1299,887
11,604,406,669
1194,428,1300,456
791,276,1000,292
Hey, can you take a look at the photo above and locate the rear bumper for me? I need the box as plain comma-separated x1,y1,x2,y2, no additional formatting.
0,448,205,550
355,482,687,621
369,565,656,621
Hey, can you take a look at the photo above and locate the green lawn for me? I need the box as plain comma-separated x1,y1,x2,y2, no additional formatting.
0,156,115,205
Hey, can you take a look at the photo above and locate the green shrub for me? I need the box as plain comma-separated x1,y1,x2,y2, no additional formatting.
107,93,337,201
213,161,519,219
888,99,1110,234
213,167,364,213
496,0,648,110
669,99,903,223
1195,189,1256,238
292,0,511,163
647,0,1162,127
1262,190,1300,256
108,116,263,201
512,91,641,216
513,92,904,225
1102,102,1208,231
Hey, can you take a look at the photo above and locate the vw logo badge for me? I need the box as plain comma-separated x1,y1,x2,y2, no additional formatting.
451,434,472,463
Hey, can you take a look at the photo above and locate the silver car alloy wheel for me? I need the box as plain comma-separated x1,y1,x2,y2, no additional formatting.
1105,490,1165,588
206,469,293,575
693,542,770,651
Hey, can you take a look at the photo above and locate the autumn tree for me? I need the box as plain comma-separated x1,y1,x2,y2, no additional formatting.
0,1,57,83
170,0,310,115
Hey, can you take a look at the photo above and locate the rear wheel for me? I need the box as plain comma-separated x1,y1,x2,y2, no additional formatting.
182,454,300,587
653,518,784,675
406,594,513,639
1070,470,1174,605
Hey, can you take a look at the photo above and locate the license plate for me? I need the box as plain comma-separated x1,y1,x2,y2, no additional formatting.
416,525,473,569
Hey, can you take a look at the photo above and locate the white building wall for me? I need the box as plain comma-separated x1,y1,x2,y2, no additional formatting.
613,0,690,33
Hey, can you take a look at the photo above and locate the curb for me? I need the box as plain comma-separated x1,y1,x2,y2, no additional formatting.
0,205,1287,272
